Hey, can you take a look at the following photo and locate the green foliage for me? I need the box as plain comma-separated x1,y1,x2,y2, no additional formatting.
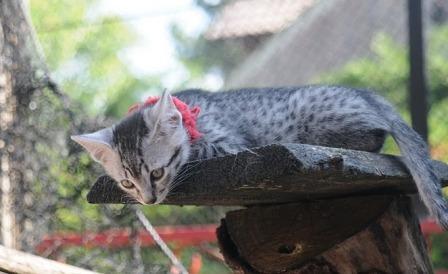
27,0,448,270
29,0,153,117
431,233,448,269
170,0,245,84
318,34,409,109
427,26,448,104
28,2,231,272
318,28,448,108
318,27,448,162
171,24,245,85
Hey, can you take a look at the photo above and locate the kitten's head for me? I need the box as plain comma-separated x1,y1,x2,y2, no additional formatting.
72,92,191,204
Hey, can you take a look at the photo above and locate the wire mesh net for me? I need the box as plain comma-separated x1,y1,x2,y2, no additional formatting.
1,0,448,273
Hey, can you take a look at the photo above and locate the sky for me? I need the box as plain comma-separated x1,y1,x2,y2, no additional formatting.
95,0,223,90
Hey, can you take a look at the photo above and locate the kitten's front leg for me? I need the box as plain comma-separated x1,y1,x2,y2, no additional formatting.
190,138,249,160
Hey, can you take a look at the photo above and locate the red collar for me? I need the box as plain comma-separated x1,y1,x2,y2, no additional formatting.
128,96,202,142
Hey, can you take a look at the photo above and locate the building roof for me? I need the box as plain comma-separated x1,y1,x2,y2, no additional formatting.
224,0,410,88
205,0,314,40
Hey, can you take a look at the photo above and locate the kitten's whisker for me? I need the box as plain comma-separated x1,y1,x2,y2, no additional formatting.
178,161,201,172
171,172,196,185
168,176,192,190
175,168,197,178
168,180,188,192
172,165,200,181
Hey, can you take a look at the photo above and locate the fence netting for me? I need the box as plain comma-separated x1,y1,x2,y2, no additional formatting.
1,0,447,273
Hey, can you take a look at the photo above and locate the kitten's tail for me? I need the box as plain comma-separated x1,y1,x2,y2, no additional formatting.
389,118,448,228
370,94,448,229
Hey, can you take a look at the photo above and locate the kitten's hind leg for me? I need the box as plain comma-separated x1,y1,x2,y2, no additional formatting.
312,127,387,153
359,128,387,153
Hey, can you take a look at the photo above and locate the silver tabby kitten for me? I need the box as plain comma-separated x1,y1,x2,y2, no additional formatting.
72,86,448,228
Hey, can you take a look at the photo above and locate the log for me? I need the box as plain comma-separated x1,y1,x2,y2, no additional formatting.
0,244,100,274
217,196,432,273
87,143,448,206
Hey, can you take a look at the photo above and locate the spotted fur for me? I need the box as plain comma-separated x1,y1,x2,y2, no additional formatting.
72,86,448,229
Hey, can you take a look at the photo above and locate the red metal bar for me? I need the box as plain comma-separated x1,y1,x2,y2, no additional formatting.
421,219,444,236
37,220,442,250
36,224,217,254
36,220,447,272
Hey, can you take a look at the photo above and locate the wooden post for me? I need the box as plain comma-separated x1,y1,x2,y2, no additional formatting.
217,196,432,273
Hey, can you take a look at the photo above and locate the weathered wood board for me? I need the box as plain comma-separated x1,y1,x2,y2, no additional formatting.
0,244,100,274
87,143,448,206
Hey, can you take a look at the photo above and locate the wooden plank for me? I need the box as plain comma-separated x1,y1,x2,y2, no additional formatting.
217,196,432,273
87,143,448,206
0,244,100,274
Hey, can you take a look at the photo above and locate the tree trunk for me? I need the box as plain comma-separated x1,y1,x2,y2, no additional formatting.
217,195,432,273
0,0,43,249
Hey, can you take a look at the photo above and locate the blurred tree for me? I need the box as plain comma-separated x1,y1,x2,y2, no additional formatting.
171,0,245,86
318,31,448,110
25,2,231,272
29,0,157,117
0,0,44,250
28,0,226,225
318,28,448,162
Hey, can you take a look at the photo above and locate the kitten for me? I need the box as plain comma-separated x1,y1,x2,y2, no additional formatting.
72,86,448,228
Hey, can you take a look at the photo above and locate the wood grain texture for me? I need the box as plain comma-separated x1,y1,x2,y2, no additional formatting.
296,198,432,274
0,244,100,274
218,196,432,274
87,144,448,206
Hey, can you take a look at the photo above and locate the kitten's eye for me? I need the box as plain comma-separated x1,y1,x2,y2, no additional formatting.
150,168,164,180
120,179,134,189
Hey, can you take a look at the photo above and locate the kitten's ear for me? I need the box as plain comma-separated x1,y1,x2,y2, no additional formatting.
148,90,181,127
153,90,176,113
71,128,115,163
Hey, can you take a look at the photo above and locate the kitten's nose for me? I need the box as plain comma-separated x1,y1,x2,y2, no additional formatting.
142,196,156,204
141,183,157,204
